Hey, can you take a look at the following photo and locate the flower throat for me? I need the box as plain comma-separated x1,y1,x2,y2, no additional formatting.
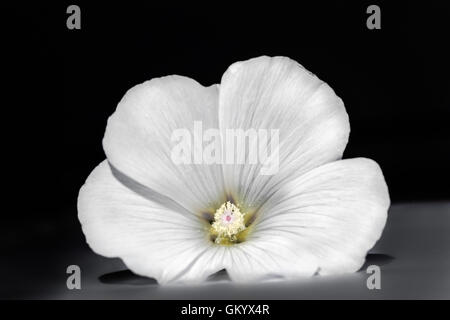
210,202,247,245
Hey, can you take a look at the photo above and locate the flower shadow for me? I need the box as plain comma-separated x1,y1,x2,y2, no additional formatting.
359,253,395,271
98,269,232,286
99,269,158,286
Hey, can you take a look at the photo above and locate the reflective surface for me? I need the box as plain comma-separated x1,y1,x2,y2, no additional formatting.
2,202,449,299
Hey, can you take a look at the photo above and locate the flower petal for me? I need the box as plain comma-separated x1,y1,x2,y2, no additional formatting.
251,158,390,275
103,76,225,214
78,160,225,284
226,237,319,282
219,56,349,210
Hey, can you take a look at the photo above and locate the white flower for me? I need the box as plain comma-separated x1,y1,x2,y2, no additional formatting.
78,56,390,285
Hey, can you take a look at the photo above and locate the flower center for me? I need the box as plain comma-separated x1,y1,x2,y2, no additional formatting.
210,201,246,244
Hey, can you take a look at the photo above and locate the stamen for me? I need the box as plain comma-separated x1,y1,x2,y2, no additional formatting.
211,201,246,244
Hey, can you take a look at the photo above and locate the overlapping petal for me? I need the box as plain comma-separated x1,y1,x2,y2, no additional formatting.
248,158,390,275
225,235,319,282
219,56,350,210
103,76,226,214
78,160,226,284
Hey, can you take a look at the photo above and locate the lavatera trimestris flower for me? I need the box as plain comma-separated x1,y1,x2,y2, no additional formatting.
78,56,390,285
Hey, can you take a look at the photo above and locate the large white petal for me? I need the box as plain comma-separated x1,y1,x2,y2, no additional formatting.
78,160,226,284
218,56,349,211
249,158,390,275
103,76,225,214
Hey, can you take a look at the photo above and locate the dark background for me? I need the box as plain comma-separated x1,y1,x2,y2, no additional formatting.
4,1,449,298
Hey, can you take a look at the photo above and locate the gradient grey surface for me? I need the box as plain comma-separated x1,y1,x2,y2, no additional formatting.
3,201,450,299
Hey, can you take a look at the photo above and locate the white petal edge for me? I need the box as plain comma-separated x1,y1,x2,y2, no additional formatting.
248,158,390,276
77,160,226,284
218,56,350,211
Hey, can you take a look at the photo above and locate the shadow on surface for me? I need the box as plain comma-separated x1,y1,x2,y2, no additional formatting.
360,253,395,270
99,270,157,286
98,269,232,286
98,253,394,286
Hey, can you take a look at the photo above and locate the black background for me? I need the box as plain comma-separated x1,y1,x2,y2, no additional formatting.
4,1,450,298
13,1,450,215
